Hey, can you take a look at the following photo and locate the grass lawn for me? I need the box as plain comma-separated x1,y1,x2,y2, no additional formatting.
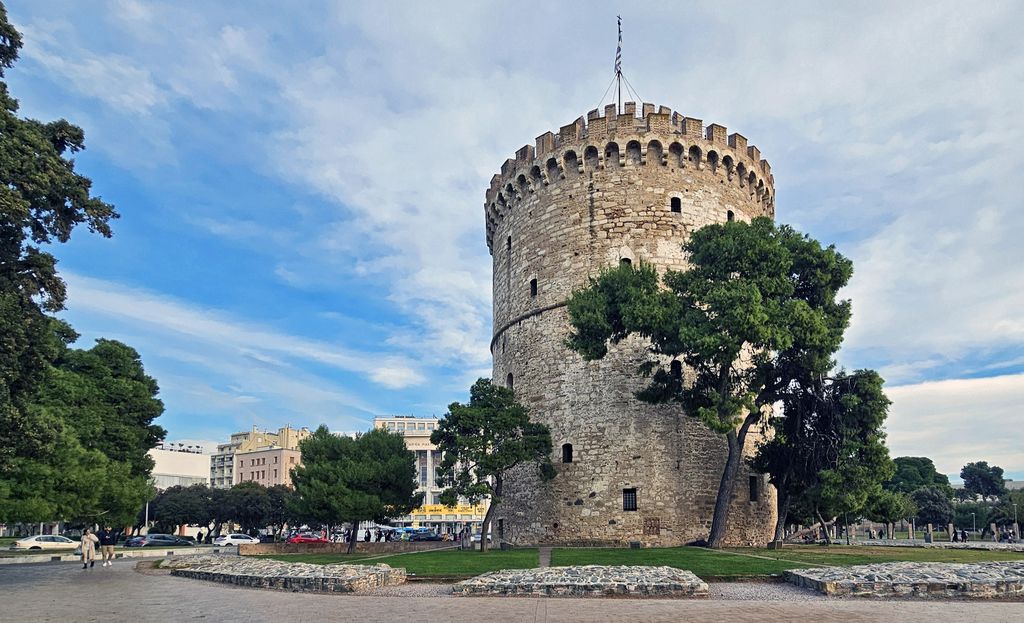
262,548,540,578
551,545,1024,579
260,544,1023,581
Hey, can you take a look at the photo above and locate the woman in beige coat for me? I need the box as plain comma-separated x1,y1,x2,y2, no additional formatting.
80,528,99,569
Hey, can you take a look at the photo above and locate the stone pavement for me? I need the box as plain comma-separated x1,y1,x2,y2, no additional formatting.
2,560,1022,622
858,539,1024,552
165,554,405,592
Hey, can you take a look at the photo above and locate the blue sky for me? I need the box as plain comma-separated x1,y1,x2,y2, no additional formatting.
7,1,1023,480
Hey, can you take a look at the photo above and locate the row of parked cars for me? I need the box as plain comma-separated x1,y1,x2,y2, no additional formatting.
8,532,263,551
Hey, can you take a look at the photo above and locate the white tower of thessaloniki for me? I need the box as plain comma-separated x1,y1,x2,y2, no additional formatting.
484,102,777,546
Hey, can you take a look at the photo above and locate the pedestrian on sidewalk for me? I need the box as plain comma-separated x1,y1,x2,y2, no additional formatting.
80,528,99,569
98,526,117,566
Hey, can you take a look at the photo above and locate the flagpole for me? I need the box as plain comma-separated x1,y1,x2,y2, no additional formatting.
616,16,622,114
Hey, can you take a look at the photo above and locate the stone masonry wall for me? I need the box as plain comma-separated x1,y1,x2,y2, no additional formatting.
485,102,776,547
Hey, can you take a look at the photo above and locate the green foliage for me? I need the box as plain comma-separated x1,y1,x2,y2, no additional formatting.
431,378,554,506
865,489,917,525
953,500,991,531
0,6,150,527
431,379,553,550
886,457,952,496
912,486,955,527
565,217,853,547
960,461,1007,499
988,490,1024,528
290,426,422,540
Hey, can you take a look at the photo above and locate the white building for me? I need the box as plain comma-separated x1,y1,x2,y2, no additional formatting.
148,447,210,491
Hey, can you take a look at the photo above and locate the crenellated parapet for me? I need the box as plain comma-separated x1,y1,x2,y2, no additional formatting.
483,102,775,250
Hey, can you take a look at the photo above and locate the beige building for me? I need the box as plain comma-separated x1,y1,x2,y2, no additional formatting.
210,425,311,488
149,447,210,491
374,416,487,533
234,446,301,488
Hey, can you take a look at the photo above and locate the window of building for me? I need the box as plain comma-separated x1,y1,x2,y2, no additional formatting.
670,360,683,383
274,456,278,464
670,197,681,213
506,372,514,390
290,457,296,464
561,443,573,464
749,476,760,502
620,258,631,266
498,519,505,540
530,278,538,297
623,488,638,511
273,469,277,479
727,210,735,222
507,235,512,254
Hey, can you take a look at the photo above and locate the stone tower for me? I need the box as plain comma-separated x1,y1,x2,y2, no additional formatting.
484,102,777,546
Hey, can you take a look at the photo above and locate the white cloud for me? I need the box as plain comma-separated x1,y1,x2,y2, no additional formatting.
63,272,425,390
885,374,1024,476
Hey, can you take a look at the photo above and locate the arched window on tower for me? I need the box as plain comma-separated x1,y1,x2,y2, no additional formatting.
506,373,514,390
507,235,512,253
561,443,573,464
530,278,538,297
727,210,735,222
670,197,682,213
620,258,632,267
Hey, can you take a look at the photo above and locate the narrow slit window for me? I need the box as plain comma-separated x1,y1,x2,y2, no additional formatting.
727,210,735,222
530,278,538,297
507,236,512,253
562,443,573,464
749,475,760,502
506,372,514,390
623,488,638,511
670,360,683,383
670,197,681,213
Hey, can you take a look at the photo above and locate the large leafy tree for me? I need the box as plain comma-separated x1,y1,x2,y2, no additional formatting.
290,426,422,553
912,485,955,528
865,489,916,538
886,457,952,496
753,370,894,542
565,217,852,548
0,3,117,470
431,378,554,552
960,461,1007,499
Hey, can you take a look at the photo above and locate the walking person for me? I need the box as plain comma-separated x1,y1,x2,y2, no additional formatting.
196,530,203,545
80,528,99,569
98,526,117,566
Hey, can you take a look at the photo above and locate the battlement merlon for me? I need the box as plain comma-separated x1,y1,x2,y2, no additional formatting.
484,102,774,206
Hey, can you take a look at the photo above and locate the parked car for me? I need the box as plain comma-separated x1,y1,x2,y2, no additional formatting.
213,534,260,546
409,529,443,541
124,534,194,548
9,535,78,551
470,533,492,543
286,533,330,544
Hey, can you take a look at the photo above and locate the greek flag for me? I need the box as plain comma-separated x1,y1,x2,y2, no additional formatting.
615,16,622,74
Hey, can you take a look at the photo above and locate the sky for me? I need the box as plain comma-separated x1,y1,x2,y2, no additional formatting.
6,1,1023,480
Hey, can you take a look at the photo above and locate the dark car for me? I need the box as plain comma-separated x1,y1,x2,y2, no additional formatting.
126,534,194,548
409,530,443,541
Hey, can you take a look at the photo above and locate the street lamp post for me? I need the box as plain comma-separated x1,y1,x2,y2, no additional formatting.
1014,503,1019,540
971,512,976,534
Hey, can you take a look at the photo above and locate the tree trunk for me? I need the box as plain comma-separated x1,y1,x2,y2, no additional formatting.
772,476,790,543
707,429,743,549
480,477,502,553
816,508,832,545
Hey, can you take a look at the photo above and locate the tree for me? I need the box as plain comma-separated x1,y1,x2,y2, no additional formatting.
565,218,852,548
265,485,295,541
912,486,954,528
431,378,554,552
865,489,916,539
886,457,952,496
290,426,422,553
227,482,271,535
754,370,894,543
953,500,991,534
0,4,121,520
960,461,1006,499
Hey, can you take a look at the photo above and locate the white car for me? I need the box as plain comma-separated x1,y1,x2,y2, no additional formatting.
470,533,492,543
212,534,260,546
9,535,78,550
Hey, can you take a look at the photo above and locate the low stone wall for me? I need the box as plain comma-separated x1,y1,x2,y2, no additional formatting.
785,561,1024,598
453,565,709,598
166,555,406,593
857,539,1024,553
238,541,453,556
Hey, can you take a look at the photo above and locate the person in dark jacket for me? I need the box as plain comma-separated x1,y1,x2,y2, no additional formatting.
98,526,118,567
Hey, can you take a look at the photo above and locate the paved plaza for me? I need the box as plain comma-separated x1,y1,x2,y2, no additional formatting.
2,559,1023,623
